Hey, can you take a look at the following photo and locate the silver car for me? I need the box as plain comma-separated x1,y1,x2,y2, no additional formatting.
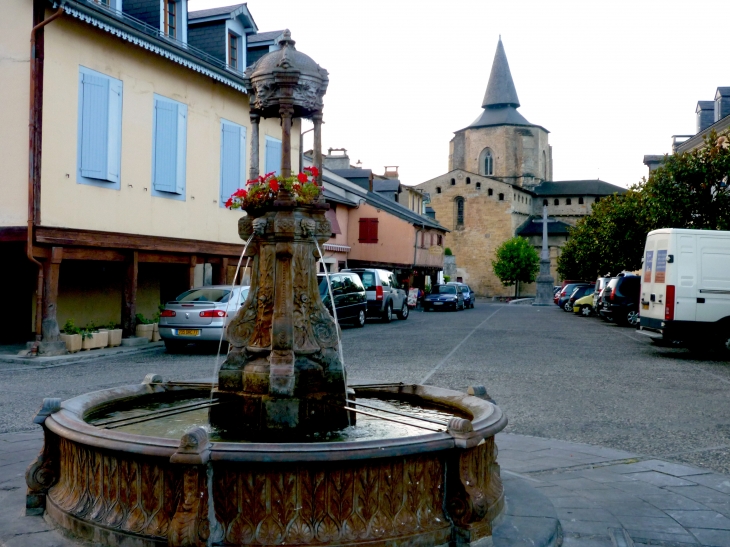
158,285,250,352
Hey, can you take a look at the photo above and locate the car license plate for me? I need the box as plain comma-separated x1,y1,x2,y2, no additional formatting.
177,329,200,336
434,302,443,306
642,303,649,310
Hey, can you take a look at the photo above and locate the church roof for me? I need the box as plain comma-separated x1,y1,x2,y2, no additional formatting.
517,216,573,237
532,180,627,197
462,39,540,131
482,39,520,109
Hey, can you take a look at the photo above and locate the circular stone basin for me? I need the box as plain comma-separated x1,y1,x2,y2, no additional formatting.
26,378,507,547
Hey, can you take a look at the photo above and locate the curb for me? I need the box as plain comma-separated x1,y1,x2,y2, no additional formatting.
0,342,165,368
494,475,561,547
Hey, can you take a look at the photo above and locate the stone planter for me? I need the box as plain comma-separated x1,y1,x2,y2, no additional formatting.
135,323,154,341
59,334,81,353
106,329,122,347
151,323,161,342
81,332,105,350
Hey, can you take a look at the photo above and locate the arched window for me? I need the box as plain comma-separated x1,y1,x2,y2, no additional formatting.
476,182,482,190
436,187,442,194
498,193,504,201
578,197,584,204
554,199,559,206
543,199,548,206
437,235,443,246
488,188,493,196
466,177,471,184
455,197,465,226
420,231,425,248
566,198,572,205
542,150,547,179
479,148,494,176
450,178,456,186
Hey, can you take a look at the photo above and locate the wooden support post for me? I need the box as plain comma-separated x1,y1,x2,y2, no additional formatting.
189,255,198,289
41,247,62,341
216,257,229,285
122,251,138,338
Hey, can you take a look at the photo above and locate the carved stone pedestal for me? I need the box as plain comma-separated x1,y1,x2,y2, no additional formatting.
210,201,351,438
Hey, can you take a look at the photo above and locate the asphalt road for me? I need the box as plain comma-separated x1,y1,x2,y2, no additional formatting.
1,301,729,473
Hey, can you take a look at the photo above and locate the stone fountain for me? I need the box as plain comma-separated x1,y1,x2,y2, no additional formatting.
23,31,508,547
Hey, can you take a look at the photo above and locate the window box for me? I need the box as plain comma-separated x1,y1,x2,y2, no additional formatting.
136,323,155,341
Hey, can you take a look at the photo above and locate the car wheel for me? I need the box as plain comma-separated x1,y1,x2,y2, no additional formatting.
354,309,366,328
397,303,409,320
382,303,393,323
580,305,592,317
471,301,475,309
563,302,572,312
627,310,640,327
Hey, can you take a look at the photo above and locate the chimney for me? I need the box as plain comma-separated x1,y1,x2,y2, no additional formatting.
715,88,730,123
696,101,715,133
323,148,350,170
383,166,399,179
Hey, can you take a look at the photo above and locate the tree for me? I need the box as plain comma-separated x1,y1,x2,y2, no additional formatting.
558,130,730,280
492,237,540,297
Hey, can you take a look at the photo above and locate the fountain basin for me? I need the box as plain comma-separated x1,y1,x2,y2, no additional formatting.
26,378,506,547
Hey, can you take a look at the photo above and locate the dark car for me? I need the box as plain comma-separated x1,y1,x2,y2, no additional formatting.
423,284,465,311
317,272,368,328
565,285,595,312
342,268,408,322
557,283,590,310
599,273,641,326
448,282,476,308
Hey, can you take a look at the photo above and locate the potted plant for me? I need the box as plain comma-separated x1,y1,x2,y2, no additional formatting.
59,320,82,353
81,322,107,350
105,321,123,347
225,167,322,213
135,313,154,341
151,306,163,342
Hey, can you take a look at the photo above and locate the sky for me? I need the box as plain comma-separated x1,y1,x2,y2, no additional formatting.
190,0,730,189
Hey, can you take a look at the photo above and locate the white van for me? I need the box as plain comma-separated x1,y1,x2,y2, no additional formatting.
640,228,730,349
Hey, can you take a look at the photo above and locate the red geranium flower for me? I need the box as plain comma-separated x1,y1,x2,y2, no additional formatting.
225,197,233,208
269,179,280,192
297,172,308,183
234,188,247,197
309,166,319,177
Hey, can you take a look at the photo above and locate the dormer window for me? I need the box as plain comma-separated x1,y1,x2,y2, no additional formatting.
229,32,239,69
164,0,177,38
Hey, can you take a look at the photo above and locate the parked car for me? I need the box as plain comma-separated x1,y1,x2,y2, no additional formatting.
639,228,730,349
448,282,475,308
317,272,367,328
592,276,611,313
573,293,596,316
599,273,641,326
158,285,250,352
423,284,465,311
565,285,595,312
343,268,408,322
557,283,590,310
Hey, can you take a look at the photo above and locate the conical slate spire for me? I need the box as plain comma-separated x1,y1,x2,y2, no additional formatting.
482,38,520,109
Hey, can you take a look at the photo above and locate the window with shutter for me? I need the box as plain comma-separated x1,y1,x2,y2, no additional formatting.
358,218,378,243
152,95,186,199
77,67,123,189
265,136,282,176
220,120,246,206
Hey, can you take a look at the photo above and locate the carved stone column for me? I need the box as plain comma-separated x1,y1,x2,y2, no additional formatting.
25,398,61,515
280,104,294,178
249,113,260,180
312,111,323,184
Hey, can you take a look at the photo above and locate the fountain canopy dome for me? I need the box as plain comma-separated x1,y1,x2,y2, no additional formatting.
244,30,329,119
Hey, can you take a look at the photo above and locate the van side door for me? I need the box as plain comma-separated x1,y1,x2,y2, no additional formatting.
697,235,730,323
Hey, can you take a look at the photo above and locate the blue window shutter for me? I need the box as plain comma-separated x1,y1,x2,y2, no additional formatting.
79,72,110,180
153,99,179,193
175,104,187,195
265,138,281,176
105,79,123,183
220,122,241,202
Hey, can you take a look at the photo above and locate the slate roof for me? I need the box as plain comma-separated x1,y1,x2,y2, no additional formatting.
482,39,520,109
716,87,730,99
330,168,372,179
189,4,245,20
372,179,400,192
323,188,357,207
697,100,715,112
248,30,285,44
322,174,447,232
517,216,573,236
532,180,626,197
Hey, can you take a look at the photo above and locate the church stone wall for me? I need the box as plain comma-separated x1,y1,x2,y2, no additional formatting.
533,197,597,217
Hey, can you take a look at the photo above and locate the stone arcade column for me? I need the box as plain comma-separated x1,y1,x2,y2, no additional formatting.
533,205,555,306
312,111,323,183
249,113,260,180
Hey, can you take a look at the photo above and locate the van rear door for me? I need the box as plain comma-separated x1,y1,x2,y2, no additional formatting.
641,235,663,320
697,235,730,323
675,235,696,322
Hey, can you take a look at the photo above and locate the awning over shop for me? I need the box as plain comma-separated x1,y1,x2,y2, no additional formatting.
324,208,342,235
323,243,350,253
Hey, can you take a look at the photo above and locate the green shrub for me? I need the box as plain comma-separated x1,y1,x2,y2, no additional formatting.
444,247,453,256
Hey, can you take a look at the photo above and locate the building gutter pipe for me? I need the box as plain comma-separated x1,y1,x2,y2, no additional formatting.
27,6,64,342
